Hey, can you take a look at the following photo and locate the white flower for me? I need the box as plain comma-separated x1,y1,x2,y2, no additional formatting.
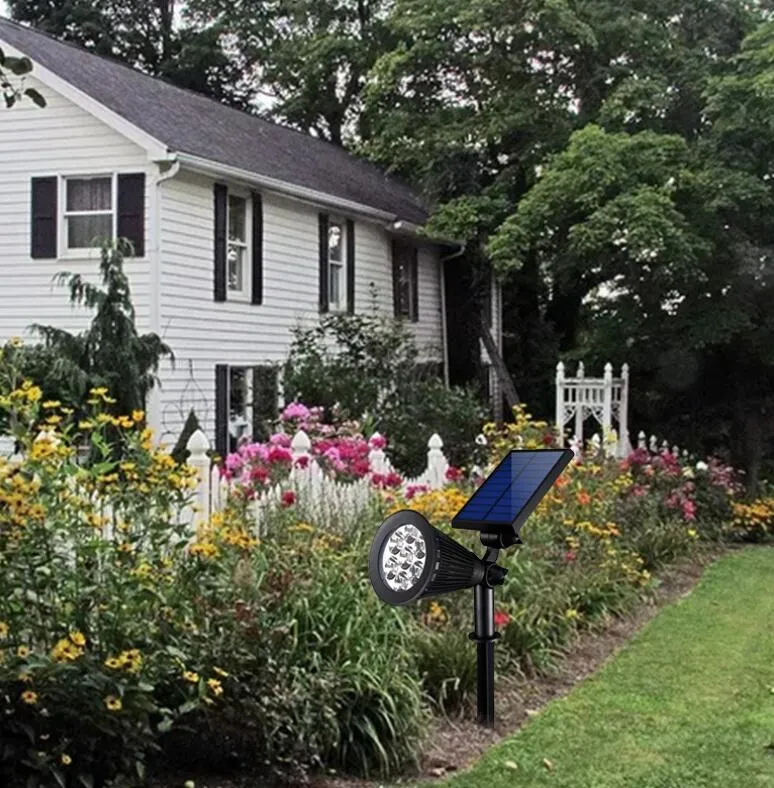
475,434,488,446
695,461,708,472
682,467,695,479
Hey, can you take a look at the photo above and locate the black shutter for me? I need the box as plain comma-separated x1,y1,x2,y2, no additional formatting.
213,184,227,302
215,364,229,459
117,173,145,257
391,240,401,317
251,192,263,305
411,246,419,322
346,219,355,314
318,213,329,313
30,176,57,259
252,366,279,442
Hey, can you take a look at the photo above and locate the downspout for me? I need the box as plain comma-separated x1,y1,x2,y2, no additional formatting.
147,156,181,441
439,244,466,388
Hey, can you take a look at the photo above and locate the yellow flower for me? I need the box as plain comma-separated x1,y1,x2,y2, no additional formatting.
17,646,29,658
42,400,61,409
9,336,23,347
687,529,698,539
18,672,33,683
51,638,83,663
45,415,62,425
89,387,109,397
207,678,224,697
105,695,122,711
565,608,580,620
104,657,122,670
78,420,94,430
212,666,229,678
61,754,72,766
69,630,86,647
0,621,8,639
132,409,145,422
21,690,38,705
183,671,199,684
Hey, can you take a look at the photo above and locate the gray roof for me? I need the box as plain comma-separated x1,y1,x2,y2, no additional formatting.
0,16,430,224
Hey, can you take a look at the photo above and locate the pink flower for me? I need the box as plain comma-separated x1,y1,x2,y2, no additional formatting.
405,483,429,499
494,610,511,628
682,500,697,521
294,455,310,469
281,490,296,508
564,551,577,563
225,453,243,473
281,402,310,422
368,434,387,450
445,466,463,482
269,432,292,447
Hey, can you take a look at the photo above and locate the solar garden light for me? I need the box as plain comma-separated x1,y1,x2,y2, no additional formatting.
368,449,573,727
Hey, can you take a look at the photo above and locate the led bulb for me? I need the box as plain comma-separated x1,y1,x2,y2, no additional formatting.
381,523,427,591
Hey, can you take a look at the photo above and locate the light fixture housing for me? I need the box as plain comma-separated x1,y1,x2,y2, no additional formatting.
368,510,485,606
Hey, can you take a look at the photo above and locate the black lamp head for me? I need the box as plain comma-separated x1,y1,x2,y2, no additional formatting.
368,510,485,606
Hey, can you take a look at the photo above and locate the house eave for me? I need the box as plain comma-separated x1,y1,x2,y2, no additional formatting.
170,151,409,224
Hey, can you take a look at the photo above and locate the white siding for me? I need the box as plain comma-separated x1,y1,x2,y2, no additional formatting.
156,170,444,444
0,77,153,343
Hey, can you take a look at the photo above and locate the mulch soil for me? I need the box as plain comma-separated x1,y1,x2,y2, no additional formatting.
153,546,727,788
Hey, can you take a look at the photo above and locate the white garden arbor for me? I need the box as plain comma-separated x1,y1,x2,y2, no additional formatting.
555,362,633,458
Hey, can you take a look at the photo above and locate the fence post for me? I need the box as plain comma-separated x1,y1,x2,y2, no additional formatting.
590,433,601,456
555,361,565,447
602,363,613,444
426,434,448,490
291,429,311,460
619,363,631,458
638,430,647,450
649,435,658,453
186,429,211,527
574,362,585,446
368,433,390,475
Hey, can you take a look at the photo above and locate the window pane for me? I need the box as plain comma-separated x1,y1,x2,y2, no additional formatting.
67,178,111,212
399,262,411,315
229,367,249,451
329,223,343,263
67,214,113,249
329,261,341,305
229,196,246,242
228,244,244,291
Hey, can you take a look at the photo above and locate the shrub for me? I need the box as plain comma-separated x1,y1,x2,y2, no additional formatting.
283,311,486,474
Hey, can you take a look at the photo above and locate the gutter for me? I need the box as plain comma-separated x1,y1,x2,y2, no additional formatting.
169,152,400,223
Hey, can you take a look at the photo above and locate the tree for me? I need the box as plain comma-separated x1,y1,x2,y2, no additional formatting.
0,46,45,108
186,0,395,144
8,0,252,108
30,240,173,420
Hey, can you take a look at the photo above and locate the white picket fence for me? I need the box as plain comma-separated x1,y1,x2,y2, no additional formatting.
184,428,450,532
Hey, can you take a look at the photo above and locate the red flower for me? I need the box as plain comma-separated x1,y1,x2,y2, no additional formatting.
564,550,577,563
542,433,554,446
494,610,511,628
250,466,269,484
294,455,310,469
268,446,293,465
281,490,296,508
445,466,463,482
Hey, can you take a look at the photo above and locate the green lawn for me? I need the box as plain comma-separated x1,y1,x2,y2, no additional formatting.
431,547,774,788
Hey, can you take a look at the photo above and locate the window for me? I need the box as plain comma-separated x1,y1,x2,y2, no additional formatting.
228,195,248,294
393,241,418,321
228,367,252,452
328,220,346,310
64,176,114,250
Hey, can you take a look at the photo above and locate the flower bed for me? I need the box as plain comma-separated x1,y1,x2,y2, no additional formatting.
0,357,766,787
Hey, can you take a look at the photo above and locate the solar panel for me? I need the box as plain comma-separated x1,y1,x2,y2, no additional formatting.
452,449,574,535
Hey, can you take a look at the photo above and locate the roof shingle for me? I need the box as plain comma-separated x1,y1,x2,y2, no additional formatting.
0,16,430,224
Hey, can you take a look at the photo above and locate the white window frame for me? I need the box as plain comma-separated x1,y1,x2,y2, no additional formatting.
227,191,251,301
328,217,348,312
60,173,117,256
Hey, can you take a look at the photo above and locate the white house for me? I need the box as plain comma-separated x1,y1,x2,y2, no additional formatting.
0,17,503,455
